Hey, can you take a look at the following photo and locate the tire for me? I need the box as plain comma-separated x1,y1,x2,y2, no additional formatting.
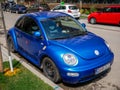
119,21,120,26
16,10,19,14
42,57,61,83
90,18,96,24
7,37,16,53
6,9,9,12
10,10,12,13
26,11,30,13
76,17,80,20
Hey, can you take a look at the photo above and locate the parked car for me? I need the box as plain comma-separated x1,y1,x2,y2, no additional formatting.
88,5,120,25
7,11,114,84
51,4,81,19
1,1,16,11
10,4,27,14
27,3,50,13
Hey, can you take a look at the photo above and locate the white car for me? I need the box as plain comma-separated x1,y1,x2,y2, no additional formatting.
51,4,81,19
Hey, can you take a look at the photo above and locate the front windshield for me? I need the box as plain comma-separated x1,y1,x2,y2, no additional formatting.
41,16,86,40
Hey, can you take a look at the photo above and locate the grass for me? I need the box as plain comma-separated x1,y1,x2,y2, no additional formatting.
0,60,53,90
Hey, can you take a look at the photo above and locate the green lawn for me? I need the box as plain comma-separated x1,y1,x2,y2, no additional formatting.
0,60,53,90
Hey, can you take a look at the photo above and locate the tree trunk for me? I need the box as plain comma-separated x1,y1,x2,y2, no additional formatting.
0,44,3,73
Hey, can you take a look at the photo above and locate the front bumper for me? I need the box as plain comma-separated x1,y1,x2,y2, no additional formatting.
60,53,114,84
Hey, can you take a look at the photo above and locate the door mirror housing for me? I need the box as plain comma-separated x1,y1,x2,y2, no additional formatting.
33,31,41,37
81,23,86,28
81,23,87,32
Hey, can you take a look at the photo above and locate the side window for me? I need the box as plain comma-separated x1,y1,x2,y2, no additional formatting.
15,16,40,35
22,17,39,35
15,17,25,30
106,8,112,12
61,6,66,9
116,8,120,12
103,7,112,12
108,8,120,12
53,6,61,10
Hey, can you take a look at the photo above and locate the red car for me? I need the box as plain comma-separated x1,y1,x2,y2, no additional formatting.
88,5,120,25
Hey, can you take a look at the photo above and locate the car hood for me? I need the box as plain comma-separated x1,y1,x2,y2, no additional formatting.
48,32,108,60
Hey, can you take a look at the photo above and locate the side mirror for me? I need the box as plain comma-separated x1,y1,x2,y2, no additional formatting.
81,23,86,28
81,23,87,32
33,31,41,37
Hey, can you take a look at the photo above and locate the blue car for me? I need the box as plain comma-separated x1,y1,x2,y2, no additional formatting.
10,4,27,13
7,11,114,84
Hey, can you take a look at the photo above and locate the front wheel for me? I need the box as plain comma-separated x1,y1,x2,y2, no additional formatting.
119,21,120,26
90,18,96,24
42,57,61,83
15,10,19,14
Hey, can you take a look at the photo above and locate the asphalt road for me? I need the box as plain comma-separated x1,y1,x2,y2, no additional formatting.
0,12,120,90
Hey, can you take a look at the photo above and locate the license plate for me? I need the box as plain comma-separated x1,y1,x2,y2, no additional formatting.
95,63,110,75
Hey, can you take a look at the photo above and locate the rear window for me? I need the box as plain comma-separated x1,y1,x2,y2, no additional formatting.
69,6,78,10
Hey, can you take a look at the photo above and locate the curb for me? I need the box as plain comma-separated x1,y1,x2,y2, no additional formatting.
1,45,64,90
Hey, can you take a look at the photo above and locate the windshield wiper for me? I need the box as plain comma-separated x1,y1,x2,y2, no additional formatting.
52,37,67,40
72,31,87,37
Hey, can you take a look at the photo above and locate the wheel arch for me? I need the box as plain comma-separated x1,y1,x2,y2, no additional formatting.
40,54,62,83
39,54,59,68
89,17,97,24
7,30,18,51
118,21,120,26
39,54,49,69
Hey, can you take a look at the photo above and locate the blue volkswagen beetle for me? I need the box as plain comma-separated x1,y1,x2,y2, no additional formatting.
7,11,114,84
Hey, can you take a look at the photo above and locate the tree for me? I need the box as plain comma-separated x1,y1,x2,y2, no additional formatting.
0,44,3,73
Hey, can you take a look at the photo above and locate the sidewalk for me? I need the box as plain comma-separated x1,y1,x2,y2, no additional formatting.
0,29,6,47
0,17,3,29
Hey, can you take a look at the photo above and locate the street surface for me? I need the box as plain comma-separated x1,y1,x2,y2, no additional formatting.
0,12,120,90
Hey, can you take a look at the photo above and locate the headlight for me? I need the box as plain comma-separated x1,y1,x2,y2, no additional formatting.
63,54,78,66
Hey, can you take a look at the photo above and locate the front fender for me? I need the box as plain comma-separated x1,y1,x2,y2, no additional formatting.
41,45,75,69
7,28,18,51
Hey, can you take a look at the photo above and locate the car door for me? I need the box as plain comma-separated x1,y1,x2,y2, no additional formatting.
97,7,114,24
105,7,116,24
28,4,39,12
111,7,120,24
15,16,44,65
10,4,16,12
96,8,108,23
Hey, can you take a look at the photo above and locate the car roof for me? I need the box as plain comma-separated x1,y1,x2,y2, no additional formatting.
24,11,69,19
107,5,120,8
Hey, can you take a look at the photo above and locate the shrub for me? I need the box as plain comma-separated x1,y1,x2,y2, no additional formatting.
90,6,97,13
85,9,90,15
80,9,84,14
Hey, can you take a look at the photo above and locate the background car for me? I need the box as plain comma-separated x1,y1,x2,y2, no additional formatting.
27,3,50,13
88,5,120,25
51,4,81,19
10,4,27,14
7,11,114,84
1,1,16,11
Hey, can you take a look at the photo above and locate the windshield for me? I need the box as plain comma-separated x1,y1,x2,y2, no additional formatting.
69,6,78,10
41,16,86,40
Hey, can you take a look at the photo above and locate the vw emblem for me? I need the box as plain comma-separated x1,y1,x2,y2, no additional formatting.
94,50,99,56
